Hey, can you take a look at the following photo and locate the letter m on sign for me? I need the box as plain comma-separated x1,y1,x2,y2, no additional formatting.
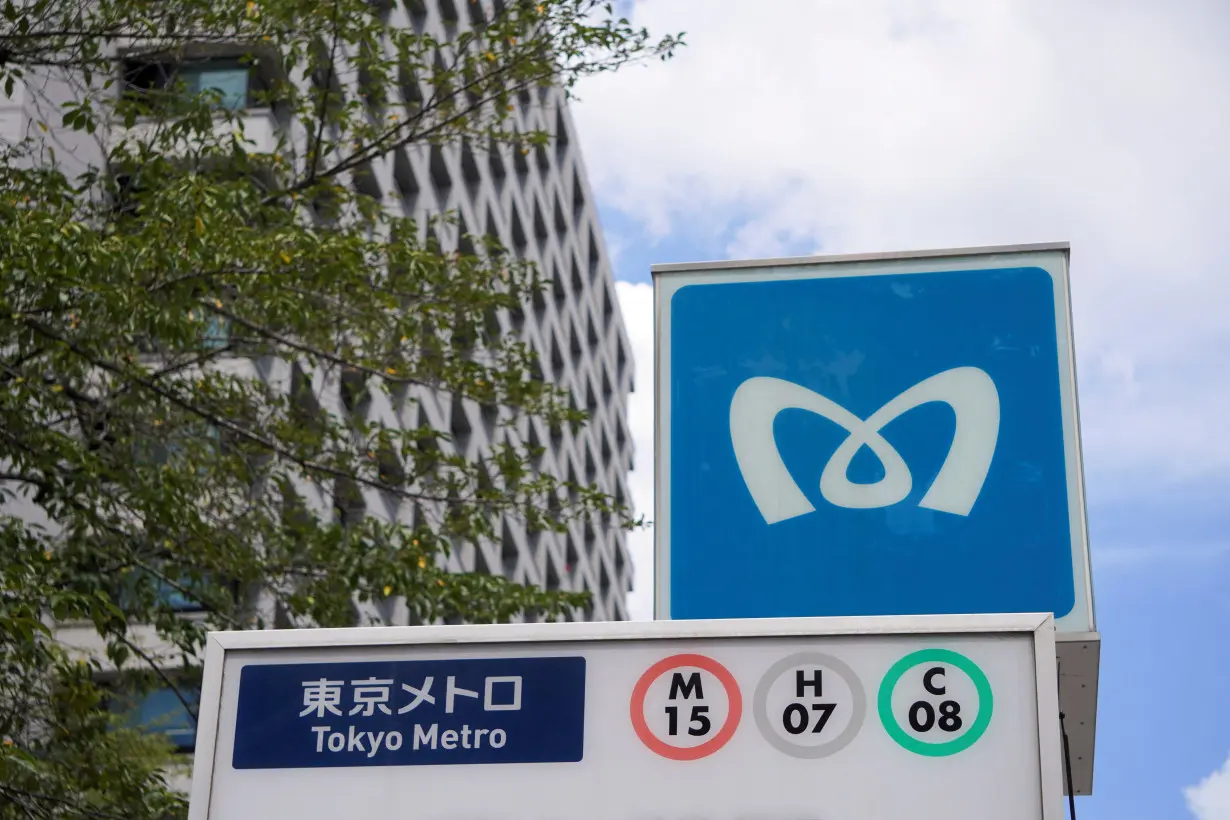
669,672,703,700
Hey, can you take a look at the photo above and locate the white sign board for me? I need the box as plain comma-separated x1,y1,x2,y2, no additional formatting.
189,614,1064,820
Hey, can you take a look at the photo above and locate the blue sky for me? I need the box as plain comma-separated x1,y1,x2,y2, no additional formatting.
571,2,1230,817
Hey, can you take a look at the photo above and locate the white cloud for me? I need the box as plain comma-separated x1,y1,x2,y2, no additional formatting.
578,0,1230,493
1186,754,1230,819
614,280,655,621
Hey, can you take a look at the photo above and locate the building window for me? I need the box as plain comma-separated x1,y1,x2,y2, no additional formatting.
136,572,206,612
113,565,235,614
114,685,200,752
182,64,250,110
156,578,205,612
202,312,231,350
124,57,256,112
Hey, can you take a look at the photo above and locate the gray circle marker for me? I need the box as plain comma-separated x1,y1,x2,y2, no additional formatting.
753,652,866,759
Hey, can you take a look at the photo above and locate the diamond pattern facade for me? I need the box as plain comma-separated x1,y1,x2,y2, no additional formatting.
347,5,635,623
274,1,637,624
3,0,636,625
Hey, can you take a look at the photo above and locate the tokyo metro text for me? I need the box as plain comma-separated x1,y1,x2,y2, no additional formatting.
231,656,586,769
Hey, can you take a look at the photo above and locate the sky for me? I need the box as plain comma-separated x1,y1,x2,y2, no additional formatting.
569,2,1230,818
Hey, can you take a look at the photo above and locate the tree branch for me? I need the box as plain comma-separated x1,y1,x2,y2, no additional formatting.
112,633,199,723
144,265,269,293
128,557,243,630
203,299,436,390
0,784,129,820
18,315,470,505
0,472,48,488
305,0,344,187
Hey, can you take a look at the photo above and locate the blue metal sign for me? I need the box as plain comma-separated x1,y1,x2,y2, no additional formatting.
232,656,586,768
653,244,1093,633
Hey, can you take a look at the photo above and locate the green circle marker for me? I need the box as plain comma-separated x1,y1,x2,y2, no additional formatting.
877,648,993,757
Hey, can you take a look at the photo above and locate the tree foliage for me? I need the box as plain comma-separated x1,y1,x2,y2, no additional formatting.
0,0,681,815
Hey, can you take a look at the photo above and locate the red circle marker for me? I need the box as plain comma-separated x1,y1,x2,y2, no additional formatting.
629,653,743,760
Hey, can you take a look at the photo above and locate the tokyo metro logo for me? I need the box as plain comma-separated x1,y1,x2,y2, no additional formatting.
729,367,1001,525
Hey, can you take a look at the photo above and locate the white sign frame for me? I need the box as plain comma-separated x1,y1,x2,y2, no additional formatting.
652,242,1095,635
188,613,1064,820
